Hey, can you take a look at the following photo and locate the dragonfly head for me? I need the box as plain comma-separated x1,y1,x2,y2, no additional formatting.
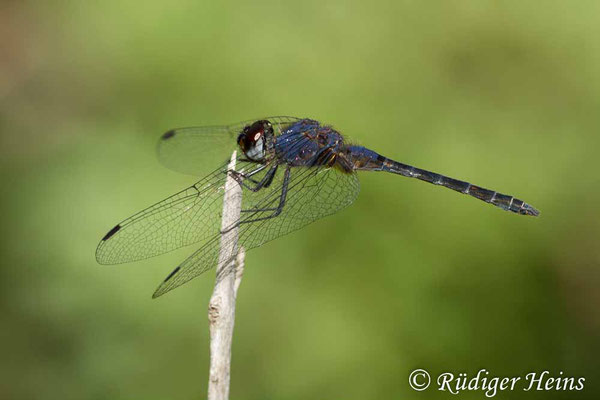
237,120,273,161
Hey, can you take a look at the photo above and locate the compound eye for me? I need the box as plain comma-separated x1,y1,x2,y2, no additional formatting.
246,121,265,143
237,133,245,148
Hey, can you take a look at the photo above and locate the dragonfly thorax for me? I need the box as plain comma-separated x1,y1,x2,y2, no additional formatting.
237,120,274,162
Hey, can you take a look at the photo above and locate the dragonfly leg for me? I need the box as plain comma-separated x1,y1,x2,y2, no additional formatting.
235,164,279,192
221,166,291,233
239,166,290,218
228,164,269,187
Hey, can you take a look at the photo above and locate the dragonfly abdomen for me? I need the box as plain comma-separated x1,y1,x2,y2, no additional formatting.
346,145,539,216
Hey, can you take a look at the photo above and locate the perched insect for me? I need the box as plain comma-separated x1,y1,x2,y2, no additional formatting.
96,117,539,297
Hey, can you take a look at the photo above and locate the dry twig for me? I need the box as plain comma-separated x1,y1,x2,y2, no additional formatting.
208,151,245,400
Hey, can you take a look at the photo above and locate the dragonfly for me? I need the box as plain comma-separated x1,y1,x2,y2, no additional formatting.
96,117,539,298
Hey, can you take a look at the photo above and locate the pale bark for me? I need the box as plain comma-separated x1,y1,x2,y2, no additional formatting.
208,151,244,400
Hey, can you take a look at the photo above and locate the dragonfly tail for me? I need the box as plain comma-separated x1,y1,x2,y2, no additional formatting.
347,146,539,216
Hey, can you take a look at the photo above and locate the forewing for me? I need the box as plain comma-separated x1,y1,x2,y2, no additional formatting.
95,163,231,264
152,165,360,297
158,116,302,176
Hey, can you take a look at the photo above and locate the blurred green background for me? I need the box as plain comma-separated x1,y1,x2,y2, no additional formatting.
1,1,599,399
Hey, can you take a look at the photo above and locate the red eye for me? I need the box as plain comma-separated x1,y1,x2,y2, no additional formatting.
245,121,265,143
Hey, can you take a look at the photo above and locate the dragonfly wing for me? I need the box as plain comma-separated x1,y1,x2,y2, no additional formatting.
96,162,232,264
157,116,303,176
152,165,360,297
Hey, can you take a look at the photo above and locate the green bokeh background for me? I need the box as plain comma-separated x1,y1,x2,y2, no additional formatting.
1,1,599,399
